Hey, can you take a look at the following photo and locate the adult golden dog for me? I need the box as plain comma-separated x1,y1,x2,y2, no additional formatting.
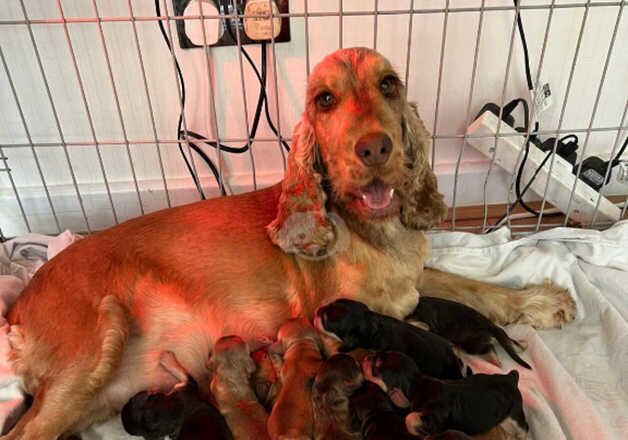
4,47,575,439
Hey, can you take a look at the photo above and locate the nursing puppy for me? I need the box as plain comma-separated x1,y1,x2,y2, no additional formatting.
251,347,282,411
363,351,528,438
407,297,531,369
121,350,232,440
268,318,323,440
312,354,364,440
315,299,464,379
121,383,232,440
349,381,417,439
209,336,270,440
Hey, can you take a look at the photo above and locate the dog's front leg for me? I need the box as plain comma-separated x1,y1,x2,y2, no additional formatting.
419,268,576,329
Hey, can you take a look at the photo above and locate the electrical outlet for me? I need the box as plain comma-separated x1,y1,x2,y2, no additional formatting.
467,110,621,224
173,0,291,49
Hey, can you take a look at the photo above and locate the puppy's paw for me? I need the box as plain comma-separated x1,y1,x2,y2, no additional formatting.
517,280,576,329
405,412,425,436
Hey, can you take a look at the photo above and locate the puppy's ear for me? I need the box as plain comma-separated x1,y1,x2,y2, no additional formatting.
399,102,448,230
267,118,335,258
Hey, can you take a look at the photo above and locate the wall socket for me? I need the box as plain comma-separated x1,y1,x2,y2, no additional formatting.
173,0,291,49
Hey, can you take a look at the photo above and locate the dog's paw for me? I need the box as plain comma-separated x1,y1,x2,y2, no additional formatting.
405,412,425,436
517,280,576,329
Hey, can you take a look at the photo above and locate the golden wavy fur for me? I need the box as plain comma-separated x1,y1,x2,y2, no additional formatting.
3,48,575,439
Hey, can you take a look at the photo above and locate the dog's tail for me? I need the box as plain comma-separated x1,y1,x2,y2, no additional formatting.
492,326,531,369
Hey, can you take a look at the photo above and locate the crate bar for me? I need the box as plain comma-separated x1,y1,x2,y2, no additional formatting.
503,0,556,231
535,2,591,231
450,0,486,230
591,101,628,225
2,2,627,25
304,0,311,76
339,0,343,48
231,0,257,190
403,0,415,96
0,46,61,233
127,0,171,208
481,2,521,231
565,3,624,225
198,1,226,194
22,0,92,232
90,0,144,215
0,145,31,233
431,0,450,169
46,0,119,226
1,125,626,149
159,0,203,196
373,0,379,50
268,0,287,170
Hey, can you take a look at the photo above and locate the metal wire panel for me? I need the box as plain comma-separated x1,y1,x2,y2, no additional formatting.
0,0,626,237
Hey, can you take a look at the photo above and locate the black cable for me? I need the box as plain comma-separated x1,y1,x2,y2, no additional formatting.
155,0,207,198
611,136,627,166
513,0,534,92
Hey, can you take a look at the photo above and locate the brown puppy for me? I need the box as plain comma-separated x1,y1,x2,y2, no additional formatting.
251,347,282,411
4,47,574,439
209,336,270,440
312,354,364,440
268,318,323,440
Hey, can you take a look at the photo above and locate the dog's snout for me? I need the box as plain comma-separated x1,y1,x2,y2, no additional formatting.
354,133,392,167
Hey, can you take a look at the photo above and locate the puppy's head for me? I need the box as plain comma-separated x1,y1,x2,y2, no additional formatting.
121,391,185,439
349,381,397,432
362,351,419,408
314,299,373,351
313,354,364,416
276,317,320,352
208,335,256,400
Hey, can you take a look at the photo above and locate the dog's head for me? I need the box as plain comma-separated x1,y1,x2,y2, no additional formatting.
313,299,374,351
267,47,447,257
208,335,256,401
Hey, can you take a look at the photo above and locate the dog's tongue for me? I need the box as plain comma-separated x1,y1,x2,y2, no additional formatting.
360,180,394,210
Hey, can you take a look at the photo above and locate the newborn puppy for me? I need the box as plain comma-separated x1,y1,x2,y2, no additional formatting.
315,299,464,379
312,354,364,440
209,335,270,440
406,297,531,369
267,318,324,440
363,351,528,439
251,347,282,410
121,351,232,440
349,381,418,439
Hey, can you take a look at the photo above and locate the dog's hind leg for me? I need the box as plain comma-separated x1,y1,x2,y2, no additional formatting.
2,295,129,440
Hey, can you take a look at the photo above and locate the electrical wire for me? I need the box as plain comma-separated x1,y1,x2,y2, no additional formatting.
155,0,210,198
154,1,290,199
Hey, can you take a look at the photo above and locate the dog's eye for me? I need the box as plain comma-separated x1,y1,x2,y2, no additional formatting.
315,92,336,111
379,75,398,98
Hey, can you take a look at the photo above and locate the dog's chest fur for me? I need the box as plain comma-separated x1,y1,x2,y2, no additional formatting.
300,219,427,320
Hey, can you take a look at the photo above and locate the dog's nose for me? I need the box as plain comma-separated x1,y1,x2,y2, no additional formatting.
354,133,392,167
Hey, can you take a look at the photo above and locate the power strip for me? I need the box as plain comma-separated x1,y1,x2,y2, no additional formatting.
466,111,621,224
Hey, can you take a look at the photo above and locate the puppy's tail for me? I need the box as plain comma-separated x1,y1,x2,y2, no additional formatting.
491,326,531,370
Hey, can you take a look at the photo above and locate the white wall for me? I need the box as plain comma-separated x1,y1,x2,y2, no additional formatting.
1,0,627,236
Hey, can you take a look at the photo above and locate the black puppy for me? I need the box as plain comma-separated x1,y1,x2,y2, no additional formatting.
121,379,233,440
314,299,464,379
349,381,418,439
406,297,531,369
363,351,528,439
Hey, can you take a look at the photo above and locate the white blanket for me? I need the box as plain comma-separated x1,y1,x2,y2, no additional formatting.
0,224,627,439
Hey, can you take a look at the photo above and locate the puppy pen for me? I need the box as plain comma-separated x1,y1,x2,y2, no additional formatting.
1,0,627,239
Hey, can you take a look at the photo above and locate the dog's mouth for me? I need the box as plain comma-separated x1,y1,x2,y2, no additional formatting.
351,179,399,217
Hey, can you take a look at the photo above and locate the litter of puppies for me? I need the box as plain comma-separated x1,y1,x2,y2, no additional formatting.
121,298,530,439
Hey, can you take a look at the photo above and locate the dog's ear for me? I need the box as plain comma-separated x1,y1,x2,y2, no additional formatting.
399,102,448,230
267,118,334,258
